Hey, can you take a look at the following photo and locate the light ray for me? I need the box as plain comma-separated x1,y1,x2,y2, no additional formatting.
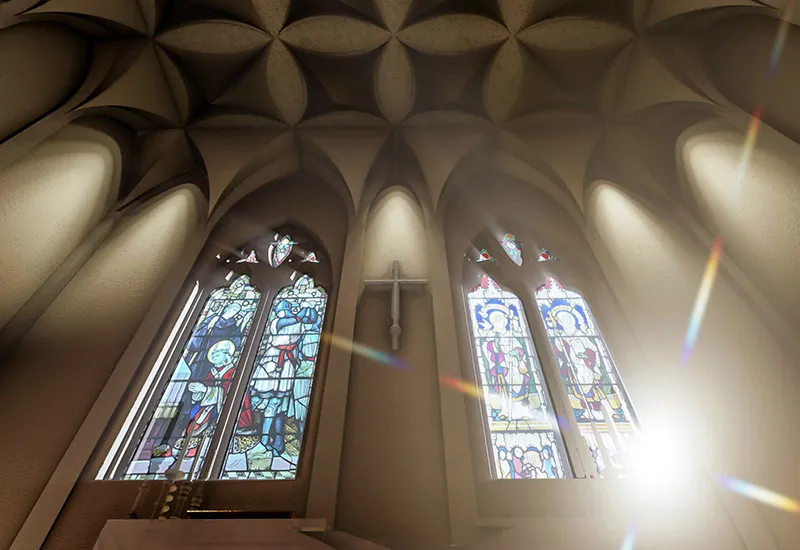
620,524,636,550
439,375,482,398
682,0,794,365
769,0,796,78
322,333,410,369
682,236,723,364
718,476,800,513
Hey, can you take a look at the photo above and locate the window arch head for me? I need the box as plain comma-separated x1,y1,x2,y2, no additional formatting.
534,277,637,476
99,225,332,481
466,275,571,479
221,274,328,479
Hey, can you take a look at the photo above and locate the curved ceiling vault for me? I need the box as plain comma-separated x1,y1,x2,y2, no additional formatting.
0,0,788,218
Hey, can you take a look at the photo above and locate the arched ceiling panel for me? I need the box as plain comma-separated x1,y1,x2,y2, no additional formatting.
2,0,784,216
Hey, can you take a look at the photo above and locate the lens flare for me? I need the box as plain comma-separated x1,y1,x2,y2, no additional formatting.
718,476,800,513
682,1,794,365
682,236,724,364
439,375,482,398
769,0,796,78
322,333,410,369
620,524,636,550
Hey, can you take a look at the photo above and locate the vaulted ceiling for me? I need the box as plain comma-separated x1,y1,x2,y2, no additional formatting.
0,0,788,217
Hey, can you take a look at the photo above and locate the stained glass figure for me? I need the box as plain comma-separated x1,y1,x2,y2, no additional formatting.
221,275,328,479
237,250,259,264
476,249,495,263
122,275,260,480
501,233,523,266
302,252,319,264
268,235,296,268
467,276,569,479
535,277,636,476
537,248,559,262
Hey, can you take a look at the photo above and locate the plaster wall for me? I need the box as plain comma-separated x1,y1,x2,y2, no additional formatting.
441,176,743,547
0,22,88,142
586,182,800,548
703,15,800,143
680,122,800,332
42,176,351,550
0,186,203,549
361,186,428,280
0,126,120,329
337,184,449,545
336,290,450,546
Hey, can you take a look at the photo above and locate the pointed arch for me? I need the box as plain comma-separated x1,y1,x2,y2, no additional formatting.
534,277,637,475
221,274,328,479
111,274,261,479
466,275,570,479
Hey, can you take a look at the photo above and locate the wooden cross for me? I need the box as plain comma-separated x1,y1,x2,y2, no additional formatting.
363,261,428,351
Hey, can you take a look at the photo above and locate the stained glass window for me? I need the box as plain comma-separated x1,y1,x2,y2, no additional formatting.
535,277,636,476
221,275,328,479
122,275,260,479
467,276,570,479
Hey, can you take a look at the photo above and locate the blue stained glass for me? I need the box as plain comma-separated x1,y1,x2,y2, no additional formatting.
467,276,569,479
221,275,328,479
501,233,523,266
123,275,260,480
268,235,296,268
535,277,637,476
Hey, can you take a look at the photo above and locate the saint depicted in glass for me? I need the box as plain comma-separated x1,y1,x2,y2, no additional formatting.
221,275,328,479
122,275,260,479
535,277,636,475
268,234,296,268
467,276,569,479
501,233,523,266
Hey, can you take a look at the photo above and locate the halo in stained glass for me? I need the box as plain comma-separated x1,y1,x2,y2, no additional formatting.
466,275,570,479
268,235,297,268
476,248,495,263
237,250,259,264
221,274,328,479
535,277,637,476
501,233,523,266
121,275,260,480
302,252,319,263
537,248,559,262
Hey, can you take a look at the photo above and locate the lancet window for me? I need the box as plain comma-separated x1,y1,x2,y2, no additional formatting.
98,231,329,481
462,242,638,480
534,277,637,476
466,276,570,479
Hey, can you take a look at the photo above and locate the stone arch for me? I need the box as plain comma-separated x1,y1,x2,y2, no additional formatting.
0,124,121,331
701,14,800,143
0,22,89,142
0,183,205,550
678,116,800,333
584,180,800,548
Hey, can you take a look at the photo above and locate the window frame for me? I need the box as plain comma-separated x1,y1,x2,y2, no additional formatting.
99,243,333,481
533,276,641,476
457,238,633,480
460,270,576,479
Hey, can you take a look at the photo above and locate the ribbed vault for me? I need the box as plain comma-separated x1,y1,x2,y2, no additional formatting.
0,0,790,218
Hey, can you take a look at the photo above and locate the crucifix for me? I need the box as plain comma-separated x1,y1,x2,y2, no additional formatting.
363,261,428,351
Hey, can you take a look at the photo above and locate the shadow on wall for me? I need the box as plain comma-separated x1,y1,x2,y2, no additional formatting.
0,125,120,330
703,14,800,143
0,22,89,141
0,185,204,550
586,181,800,549
680,119,800,332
